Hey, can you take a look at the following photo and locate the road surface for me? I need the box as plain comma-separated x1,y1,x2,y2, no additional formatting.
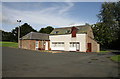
2,47,119,77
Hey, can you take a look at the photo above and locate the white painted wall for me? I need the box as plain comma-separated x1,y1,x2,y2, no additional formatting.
49,34,86,52
52,47,64,50
69,47,76,51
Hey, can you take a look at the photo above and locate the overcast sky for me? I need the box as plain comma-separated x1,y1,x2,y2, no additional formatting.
2,2,104,32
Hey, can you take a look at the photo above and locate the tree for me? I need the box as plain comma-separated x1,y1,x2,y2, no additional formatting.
39,28,46,33
0,30,2,41
20,23,37,38
96,2,116,48
110,1,120,50
39,26,54,34
92,23,112,48
93,2,120,49
11,23,37,42
115,1,120,27
85,23,90,26
11,27,18,42
2,30,14,42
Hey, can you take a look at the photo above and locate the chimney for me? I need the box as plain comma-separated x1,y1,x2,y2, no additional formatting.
71,27,77,37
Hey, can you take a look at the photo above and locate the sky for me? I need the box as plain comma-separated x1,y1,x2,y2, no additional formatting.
1,2,104,32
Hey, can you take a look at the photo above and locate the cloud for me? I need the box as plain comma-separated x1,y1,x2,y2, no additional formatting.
0,2,2,23
0,2,2,30
2,2,85,31
58,2,74,15
2,14,18,25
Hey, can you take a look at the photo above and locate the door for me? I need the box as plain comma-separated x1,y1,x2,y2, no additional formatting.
76,43,80,51
45,41,48,50
87,43,92,52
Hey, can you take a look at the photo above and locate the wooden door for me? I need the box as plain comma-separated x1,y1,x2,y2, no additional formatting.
87,43,92,52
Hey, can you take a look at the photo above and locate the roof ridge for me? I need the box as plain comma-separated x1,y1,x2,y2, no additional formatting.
31,32,50,35
21,31,49,40
54,25,89,29
50,25,91,35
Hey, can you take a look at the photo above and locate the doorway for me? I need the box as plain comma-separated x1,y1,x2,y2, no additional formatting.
76,43,80,51
45,41,48,50
87,43,92,52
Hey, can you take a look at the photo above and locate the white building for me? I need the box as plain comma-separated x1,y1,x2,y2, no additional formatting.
49,25,100,52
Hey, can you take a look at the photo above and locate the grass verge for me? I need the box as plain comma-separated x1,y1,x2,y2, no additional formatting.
100,50,110,53
110,55,120,63
0,41,18,48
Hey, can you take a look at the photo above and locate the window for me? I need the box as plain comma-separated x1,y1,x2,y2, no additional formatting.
52,42,64,47
55,31,59,34
70,42,79,47
36,41,39,48
52,42,57,47
66,30,70,34
77,29,79,32
70,42,76,47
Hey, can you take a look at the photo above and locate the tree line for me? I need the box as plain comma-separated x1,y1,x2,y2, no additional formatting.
1,1,120,50
1,23,54,42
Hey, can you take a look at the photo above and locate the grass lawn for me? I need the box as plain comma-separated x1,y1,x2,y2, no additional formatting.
100,49,120,53
100,50,110,53
110,55,120,63
0,41,18,48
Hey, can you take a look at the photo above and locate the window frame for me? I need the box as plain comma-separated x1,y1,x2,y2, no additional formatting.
52,42,64,47
36,41,39,48
55,31,59,34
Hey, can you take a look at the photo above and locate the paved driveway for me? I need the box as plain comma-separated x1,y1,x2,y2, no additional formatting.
2,47,119,77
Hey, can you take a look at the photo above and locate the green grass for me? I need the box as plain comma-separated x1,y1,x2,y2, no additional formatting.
0,41,18,48
100,49,120,53
110,55,120,62
100,50,110,53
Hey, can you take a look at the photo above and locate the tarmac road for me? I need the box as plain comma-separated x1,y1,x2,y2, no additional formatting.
2,47,119,77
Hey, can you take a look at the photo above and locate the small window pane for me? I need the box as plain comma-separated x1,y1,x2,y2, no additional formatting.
55,31,59,34
36,41,39,47
66,30,70,33
52,42,64,47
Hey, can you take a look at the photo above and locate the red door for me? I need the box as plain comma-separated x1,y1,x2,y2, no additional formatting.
87,43,92,52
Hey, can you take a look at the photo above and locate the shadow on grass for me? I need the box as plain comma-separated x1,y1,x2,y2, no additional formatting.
112,52,120,55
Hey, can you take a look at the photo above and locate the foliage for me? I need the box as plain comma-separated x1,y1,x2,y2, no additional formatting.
92,1,120,49
0,30,2,41
110,55,120,62
39,26,54,34
10,23,37,42
1,30,14,42
20,23,37,38
2,23,54,42
85,23,90,26
0,41,18,48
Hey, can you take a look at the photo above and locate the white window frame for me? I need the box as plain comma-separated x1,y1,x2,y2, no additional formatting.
36,41,39,48
69,42,79,51
52,42,64,47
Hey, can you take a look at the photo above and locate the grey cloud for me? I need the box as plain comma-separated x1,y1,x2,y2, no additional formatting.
2,14,17,25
